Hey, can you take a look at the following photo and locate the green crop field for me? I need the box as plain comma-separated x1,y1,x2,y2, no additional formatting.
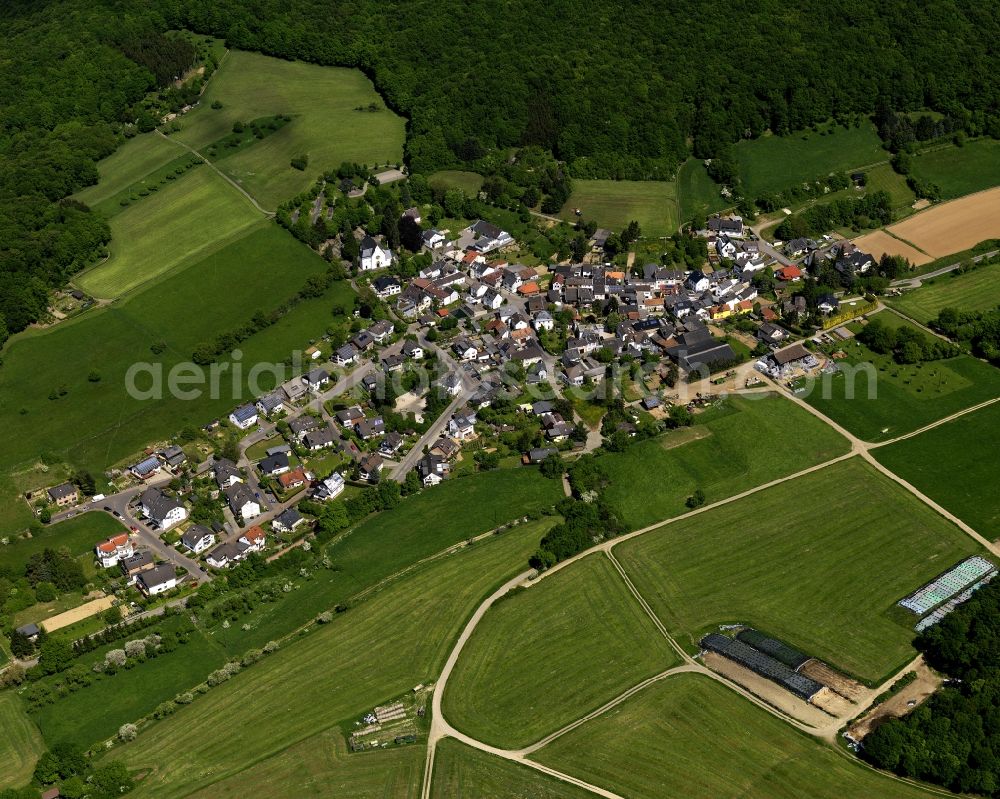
185,729,422,799
734,123,887,198
0,512,122,574
169,50,405,209
432,739,593,799
910,139,1000,199
559,179,678,237
205,481,562,655
76,167,263,298
614,458,981,682
0,225,349,480
874,401,1000,535
676,158,729,225
802,315,1000,442
599,394,850,530
31,617,229,750
0,693,45,790
533,674,938,799
74,134,183,209
444,554,679,748
429,170,485,196
113,521,545,799
889,263,1000,324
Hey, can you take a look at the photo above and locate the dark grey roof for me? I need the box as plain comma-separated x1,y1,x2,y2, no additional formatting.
138,564,177,591
140,487,183,521
121,551,154,571
701,634,822,700
736,629,811,670
180,524,214,549
259,452,290,474
274,508,303,528
47,482,77,500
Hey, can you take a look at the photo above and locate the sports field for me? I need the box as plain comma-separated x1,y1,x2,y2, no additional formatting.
874,401,1000,536
444,554,679,748
74,134,183,209
185,730,421,799
888,186,1000,259
676,158,728,225
559,179,678,237
614,458,982,682
852,230,932,266
910,138,1000,200
0,512,121,574
533,675,938,799
76,167,263,298
0,225,347,478
889,263,1000,323
599,394,850,530
171,50,405,209
0,693,45,790
734,123,887,198
803,313,1000,442
429,170,484,196
432,740,592,799
113,522,545,799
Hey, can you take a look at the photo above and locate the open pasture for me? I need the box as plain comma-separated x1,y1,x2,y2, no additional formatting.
75,167,262,298
910,138,1000,200
888,185,1000,259
676,158,728,225
113,523,544,799
432,739,593,799
599,394,850,530
0,512,121,574
558,179,679,237
0,694,45,790
889,263,1000,323
0,226,340,479
170,50,405,209
613,458,982,682
533,674,938,799
874,401,1000,537
443,554,679,749
74,134,183,209
852,230,931,266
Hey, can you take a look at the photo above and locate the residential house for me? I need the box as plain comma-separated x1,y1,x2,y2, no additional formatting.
224,483,260,521
533,311,555,332
303,426,338,451
448,411,477,441
776,265,803,282
140,487,187,530
273,508,305,534
214,458,242,488
206,541,250,569
120,551,154,584
281,377,308,403
137,564,178,597
159,445,187,469
418,453,449,486
402,340,424,360
303,368,330,392
421,229,446,250
355,417,385,440
686,270,711,292
336,406,365,427
277,468,307,492
288,416,322,442
130,456,162,481
96,533,134,568
313,472,345,500
379,431,404,456
359,236,394,271
358,453,383,482
229,403,258,430
179,524,216,554
256,390,285,417
239,525,267,552
373,275,402,299
259,452,290,477
706,216,744,237
47,482,78,507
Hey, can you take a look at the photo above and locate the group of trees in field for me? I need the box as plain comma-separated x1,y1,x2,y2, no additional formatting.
775,191,893,240
857,317,960,363
864,580,1000,796
932,304,1000,363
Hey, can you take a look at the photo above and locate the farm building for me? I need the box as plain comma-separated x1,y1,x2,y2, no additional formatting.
735,629,811,670
700,633,823,701
898,556,997,615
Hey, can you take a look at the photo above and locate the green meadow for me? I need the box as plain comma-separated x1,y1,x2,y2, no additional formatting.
559,179,679,237
910,138,1000,199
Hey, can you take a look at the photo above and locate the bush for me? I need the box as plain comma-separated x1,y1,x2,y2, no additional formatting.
118,723,138,742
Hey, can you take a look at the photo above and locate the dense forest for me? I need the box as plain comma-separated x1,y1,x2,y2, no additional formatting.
864,580,1000,796
4,0,1000,341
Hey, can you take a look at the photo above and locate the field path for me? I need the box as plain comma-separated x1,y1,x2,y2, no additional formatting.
155,130,275,217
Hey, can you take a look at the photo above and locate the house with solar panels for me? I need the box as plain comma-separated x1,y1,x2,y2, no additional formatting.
130,455,162,480
228,403,258,430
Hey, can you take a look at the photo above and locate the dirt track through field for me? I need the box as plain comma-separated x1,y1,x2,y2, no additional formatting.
40,595,115,632
888,186,1000,258
852,230,932,265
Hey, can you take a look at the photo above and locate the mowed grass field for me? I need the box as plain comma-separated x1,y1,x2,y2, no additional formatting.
676,158,728,225
171,50,405,209
0,512,122,574
874,401,1000,536
734,123,887,198
0,225,350,479
559,179,678,237
432,739,593,799
889,263,1000,323
599,394,850,530
0,693,45,790
443,554,679,749
113,522,545,799
804,312,1000,442
863,162,917,209
76,166,262,298
614,458,982,682
910,138,1000,199
533,675,939,799
429,170,484,196
184,730,421,799
74,134,182,209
